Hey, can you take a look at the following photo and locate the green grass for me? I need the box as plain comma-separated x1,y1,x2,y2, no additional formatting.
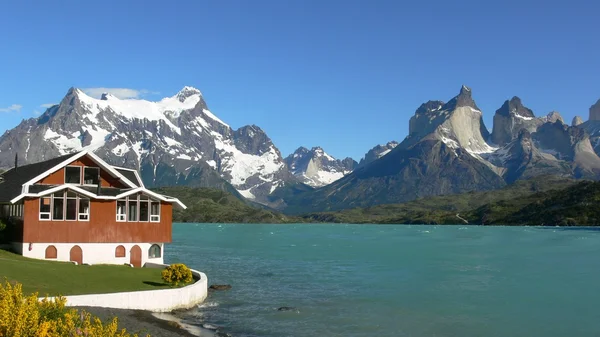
0,249,170,297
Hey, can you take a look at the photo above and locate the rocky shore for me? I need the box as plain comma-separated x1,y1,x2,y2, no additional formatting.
77,306,215,337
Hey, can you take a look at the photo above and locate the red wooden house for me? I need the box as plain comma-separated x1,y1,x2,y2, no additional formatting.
0,150,185,267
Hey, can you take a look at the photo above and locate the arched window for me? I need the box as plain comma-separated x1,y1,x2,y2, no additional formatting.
45,245,57,259
115,245,126,258
148,244,161,258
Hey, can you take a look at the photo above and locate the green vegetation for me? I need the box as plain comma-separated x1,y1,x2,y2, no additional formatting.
301,176,583,225
161,263,193,287
0,249,170,296
152,186,299,223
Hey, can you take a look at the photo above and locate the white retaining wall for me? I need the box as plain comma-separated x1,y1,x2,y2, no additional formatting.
15,242,164,265
45,263,208,312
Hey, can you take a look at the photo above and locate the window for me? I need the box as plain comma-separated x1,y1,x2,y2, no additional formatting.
116,200,126,221
52,192,64,220
128,200,138,222
115,245,126,258
84,167,100,185
78,198,90,221
40,198,51,220
139,196,149,222
150,202,160,222
116,195,160,223
40,190,90,222
65,166,81,184
148,244,161,258
66,191,77,221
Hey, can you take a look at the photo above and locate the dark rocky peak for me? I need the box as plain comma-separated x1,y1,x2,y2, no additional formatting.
233,125,275,156
572,116,584,126
175,86,202,103
443,85,480,111
100,93,117,101
496,96,535,118
415,100,445,115
590,99,600,121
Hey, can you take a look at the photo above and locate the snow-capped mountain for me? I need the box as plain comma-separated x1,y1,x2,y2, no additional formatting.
356,141,398,169
0,87,293,205
279,86,600,212
284,146,356,187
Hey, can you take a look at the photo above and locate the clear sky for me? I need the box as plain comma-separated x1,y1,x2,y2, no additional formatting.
0,0,598,160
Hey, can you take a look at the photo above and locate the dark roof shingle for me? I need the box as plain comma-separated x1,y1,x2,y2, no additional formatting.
0,152,80,203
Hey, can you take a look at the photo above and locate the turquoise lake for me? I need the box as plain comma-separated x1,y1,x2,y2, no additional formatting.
165,224,600,337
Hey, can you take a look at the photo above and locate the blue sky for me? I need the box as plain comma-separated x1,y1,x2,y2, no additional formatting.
0,0,598,160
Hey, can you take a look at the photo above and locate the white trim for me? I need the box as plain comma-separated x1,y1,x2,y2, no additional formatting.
10,184,186,210
111,166,145,188
22,150,137,190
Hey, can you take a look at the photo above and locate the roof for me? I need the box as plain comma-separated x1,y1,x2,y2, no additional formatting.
0,152,80,203
114,167,143,187
0,150,186,209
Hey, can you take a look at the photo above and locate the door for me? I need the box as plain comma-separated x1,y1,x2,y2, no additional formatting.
130,245,142,267
69,245,83,265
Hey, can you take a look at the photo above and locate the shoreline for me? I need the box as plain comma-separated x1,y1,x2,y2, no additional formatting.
77,306,216,337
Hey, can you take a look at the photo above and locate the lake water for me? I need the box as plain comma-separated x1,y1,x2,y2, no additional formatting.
165,224,600,337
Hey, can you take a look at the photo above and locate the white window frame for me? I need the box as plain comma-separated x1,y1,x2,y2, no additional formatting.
64,165,82,185
116,199,127,222
39,197,51,221
150,201,161,222
83,166,100,186
52,192,65,221
78,198,90,221
148,244,161,258
39,191,90,222
65,191,78,222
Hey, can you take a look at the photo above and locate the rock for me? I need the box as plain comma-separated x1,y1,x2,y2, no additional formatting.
277,306,297,311
209,284,232,291
572,116,584,126
589,99,600,121
201,323,219,330
545,111,564,124
356,141,399,169
490,96,540,146
284,146,357,187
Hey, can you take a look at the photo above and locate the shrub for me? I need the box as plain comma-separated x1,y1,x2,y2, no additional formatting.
0,280,146,337
161,263,193,287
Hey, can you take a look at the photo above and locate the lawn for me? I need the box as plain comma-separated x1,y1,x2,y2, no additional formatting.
0,249,170,296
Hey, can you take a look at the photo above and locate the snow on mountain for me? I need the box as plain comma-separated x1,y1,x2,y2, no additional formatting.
0,86,291,205
284,146,357,187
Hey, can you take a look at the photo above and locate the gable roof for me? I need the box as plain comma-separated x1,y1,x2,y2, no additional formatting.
0,152,81,203
20,151,138,189
0,150,187,209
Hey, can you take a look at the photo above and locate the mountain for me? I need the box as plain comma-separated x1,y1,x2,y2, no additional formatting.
277,86,600,213
284,146,356,187
278,86,508,213
490,96,541,146
0,87,293,205
356,141,398,169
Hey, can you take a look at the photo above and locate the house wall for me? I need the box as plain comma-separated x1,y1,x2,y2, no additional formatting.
22,199,172,243
16,242,164,265
37,157,127,188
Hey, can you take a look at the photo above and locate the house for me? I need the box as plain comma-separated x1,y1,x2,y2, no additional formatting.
0,150,186,267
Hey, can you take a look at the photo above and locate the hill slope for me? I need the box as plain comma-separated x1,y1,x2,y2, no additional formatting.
301,176,579,224
151,186,295,223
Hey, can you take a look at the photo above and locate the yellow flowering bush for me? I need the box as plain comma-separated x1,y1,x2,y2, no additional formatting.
0,280,148,337
161,263,193,287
